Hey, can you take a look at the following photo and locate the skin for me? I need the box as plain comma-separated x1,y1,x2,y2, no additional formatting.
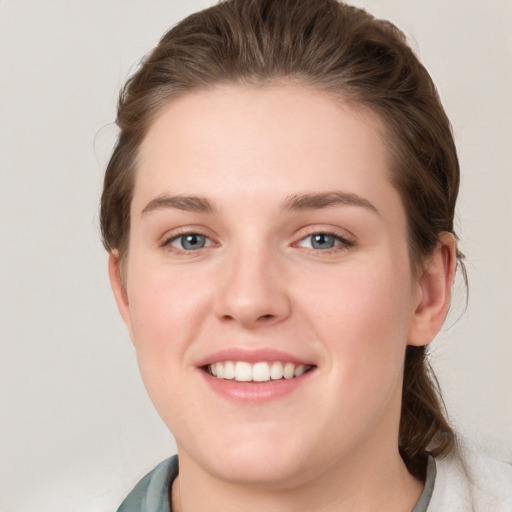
109,85,456,512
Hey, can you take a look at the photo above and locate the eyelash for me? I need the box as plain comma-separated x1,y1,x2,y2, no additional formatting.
162,231,214,255
294,231,354,254
161,230,354,255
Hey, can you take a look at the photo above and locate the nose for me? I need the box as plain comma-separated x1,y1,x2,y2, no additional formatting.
214,245,291,329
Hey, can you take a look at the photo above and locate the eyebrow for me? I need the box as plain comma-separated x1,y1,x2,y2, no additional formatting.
282,191,379,215
141,194,215,216
141,190,379,216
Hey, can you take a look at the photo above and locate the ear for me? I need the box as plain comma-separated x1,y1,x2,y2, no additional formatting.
408,232,457,347
108,251,133,335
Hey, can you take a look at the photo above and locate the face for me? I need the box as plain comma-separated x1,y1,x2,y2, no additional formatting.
112,85,427,488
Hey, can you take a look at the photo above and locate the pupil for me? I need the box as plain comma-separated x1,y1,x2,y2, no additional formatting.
182,234,205,250
312,234,334,249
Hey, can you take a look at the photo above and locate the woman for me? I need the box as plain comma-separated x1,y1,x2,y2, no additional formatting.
100,0,512,510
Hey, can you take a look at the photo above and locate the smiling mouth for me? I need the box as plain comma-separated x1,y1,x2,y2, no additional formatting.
203,361,315,383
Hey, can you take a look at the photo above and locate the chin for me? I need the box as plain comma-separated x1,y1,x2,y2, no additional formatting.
179,428,313,489
209,451,309,489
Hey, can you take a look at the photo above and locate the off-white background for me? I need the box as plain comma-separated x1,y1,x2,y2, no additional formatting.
1,1,511,510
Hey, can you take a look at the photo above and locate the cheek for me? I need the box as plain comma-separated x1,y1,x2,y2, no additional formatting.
296,256,415,387
127,252,209,336
125,266,214,426
125,255,213,384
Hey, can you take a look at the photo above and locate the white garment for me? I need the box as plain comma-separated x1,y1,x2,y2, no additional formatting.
428,446,512,511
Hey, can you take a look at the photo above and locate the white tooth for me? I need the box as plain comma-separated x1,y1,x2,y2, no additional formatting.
223,361,235,379
283,362,295,379
234,361,252,382
210,364,217,376
215,362,224,379
294,364,306,377
270,361,284,380
252,362,271,382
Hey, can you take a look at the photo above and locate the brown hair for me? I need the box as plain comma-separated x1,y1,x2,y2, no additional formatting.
101,0,463,479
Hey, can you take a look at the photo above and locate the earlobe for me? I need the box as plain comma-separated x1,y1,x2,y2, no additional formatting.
108,251,132,332
408,232,457,347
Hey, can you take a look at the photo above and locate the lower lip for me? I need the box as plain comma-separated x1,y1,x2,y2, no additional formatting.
199,369,314,403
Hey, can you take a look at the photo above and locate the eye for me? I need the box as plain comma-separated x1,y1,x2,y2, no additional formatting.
167,233,212,251
297,232,352,251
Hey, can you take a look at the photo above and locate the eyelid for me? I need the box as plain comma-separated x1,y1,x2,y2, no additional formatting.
293,227,355,253
158,225,354,255
159,226,218,253
169,233,213,249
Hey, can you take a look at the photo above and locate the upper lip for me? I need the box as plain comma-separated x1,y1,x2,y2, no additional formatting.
195,348,315,367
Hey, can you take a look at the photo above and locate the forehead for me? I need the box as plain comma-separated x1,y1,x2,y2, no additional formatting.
134,84,400,219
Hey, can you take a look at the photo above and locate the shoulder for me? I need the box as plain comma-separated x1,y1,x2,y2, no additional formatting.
429,444,512,511
117,455,179,512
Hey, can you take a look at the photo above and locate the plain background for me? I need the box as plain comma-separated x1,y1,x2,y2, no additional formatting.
1,0,511,510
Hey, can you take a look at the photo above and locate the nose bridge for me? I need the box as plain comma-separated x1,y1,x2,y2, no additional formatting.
215,236,290,328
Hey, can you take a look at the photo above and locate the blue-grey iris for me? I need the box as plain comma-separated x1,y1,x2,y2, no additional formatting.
311,233,336,250
181,234,206,250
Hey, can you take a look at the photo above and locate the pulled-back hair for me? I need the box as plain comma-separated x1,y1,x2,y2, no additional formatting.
101,0,462,479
